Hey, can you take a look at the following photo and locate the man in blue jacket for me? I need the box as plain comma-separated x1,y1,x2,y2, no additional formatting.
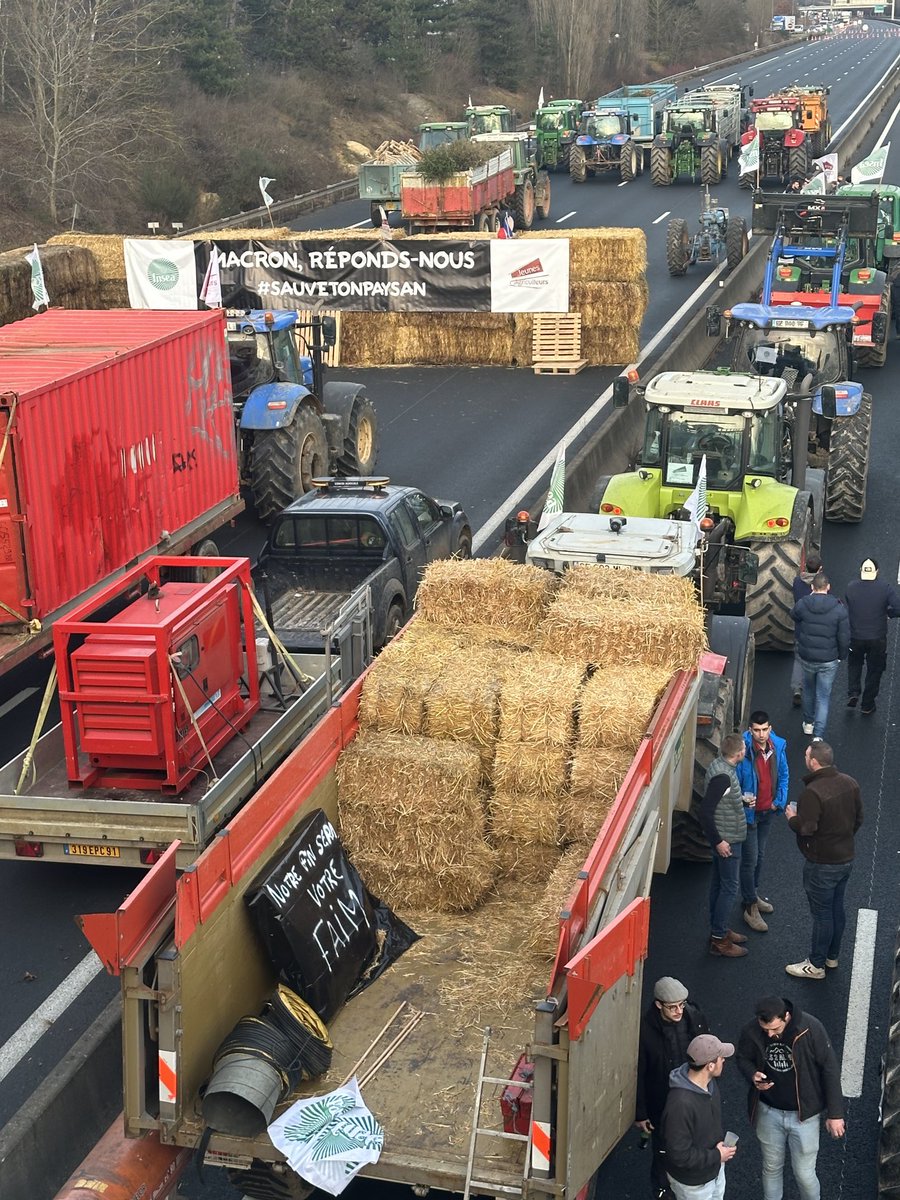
792,573,849,739
736,711,789,933
845,558,900,715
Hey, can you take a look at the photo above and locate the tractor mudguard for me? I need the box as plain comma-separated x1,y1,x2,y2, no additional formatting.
732,477,801,542
813,381,863,417
576,135,597,147
784,128,805,148
322,381,368,444
239,382,317,430
599,470,662,517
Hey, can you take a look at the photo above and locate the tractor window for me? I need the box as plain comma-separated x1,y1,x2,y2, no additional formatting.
664,412,745,489
539,112,564,131
585,115,622,138
271,329,298,379
641,408,665,466
753,111,794,131
749,409,780,476
740,328,843,388
250,334,276,386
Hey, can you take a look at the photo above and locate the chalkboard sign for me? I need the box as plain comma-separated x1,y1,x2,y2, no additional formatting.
246,809,416,1021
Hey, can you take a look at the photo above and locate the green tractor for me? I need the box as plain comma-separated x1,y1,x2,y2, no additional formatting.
417,121,468,151
651,104,729,186
471,131,552,229
597,369,823,650
534,100,584,171
465,104,515,135
836,183,900,275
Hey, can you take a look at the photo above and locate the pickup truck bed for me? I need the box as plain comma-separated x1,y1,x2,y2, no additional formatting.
263,558,393,650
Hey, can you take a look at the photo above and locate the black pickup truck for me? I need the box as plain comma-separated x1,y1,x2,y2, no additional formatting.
256,477,472,649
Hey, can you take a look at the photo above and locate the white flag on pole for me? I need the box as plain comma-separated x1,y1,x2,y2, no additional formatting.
199,247,222,307
801,172,827,194
25,244,49,310
851,144,889,184
738,131,759,178
684,455,708,535
538,444,566,531
812,153,838,183
538,86,545,110
259,176,276,207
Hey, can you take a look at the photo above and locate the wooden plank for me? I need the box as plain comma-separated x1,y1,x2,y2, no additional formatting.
532,314,584,368
295,309,342,367
533,360,588,376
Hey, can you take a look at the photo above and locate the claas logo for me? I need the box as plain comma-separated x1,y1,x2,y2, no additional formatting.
512,258,544,279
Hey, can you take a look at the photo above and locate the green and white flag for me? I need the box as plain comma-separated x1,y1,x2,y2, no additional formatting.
738,132,759,178
538,443,565,531
801,172,827,194
25,244,49,310
851,144,889,184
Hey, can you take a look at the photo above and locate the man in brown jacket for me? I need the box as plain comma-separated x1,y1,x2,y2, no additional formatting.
784,740,862,980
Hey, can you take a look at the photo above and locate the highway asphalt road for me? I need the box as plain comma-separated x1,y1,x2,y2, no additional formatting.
3,22,900,1199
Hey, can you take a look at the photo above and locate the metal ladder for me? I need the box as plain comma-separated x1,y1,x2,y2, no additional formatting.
462,1026,533,1200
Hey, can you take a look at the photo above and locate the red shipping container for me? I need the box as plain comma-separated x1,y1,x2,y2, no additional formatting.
0,308,241,646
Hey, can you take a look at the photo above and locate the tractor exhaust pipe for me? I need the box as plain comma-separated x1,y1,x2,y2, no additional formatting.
792,396,812,490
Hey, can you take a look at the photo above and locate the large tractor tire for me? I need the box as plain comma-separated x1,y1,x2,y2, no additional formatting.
855,288,891,368
709,614,755,732
536,174,551,220
788,145,810,181
878,928,900,1196
620,144,638,182
823,392,872,523
700,145,721,186
514,179,536,230
666,217,690,276
370,202,383,229
249,406,329,522
336,392,380,476
744,498,811,650
569,146,587,183
738,171,754,189
726,217,749,271
650,146,672,186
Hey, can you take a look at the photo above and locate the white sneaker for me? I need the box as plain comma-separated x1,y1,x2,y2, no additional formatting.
786,958,825,980
802,722,814,736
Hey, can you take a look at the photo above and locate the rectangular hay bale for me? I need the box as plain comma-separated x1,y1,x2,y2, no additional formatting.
562,748,634,844
490,787,562,848
492,741,568,795
416,558,557,648
578,665,673,751
498,655,584,746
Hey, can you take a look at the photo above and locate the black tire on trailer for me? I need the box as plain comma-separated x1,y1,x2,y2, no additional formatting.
249,406,329,522
476,211,492,232
666,217,690,276
823,392,872,523
700,145,721,186
855,288,891,368
708,614,755,731
190,538,221,584
726,217,749,271
738,171,754,189
650,146,672,186
569,146,587,183
536,174,551,219
745,498,811,651
370,202,382,229
514,179,536,230
877,928,900,1196
336,392,380,476
620,144,638,182
788,145,810,181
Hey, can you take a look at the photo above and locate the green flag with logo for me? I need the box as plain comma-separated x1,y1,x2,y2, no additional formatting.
851,144,889,185
538,444,566,531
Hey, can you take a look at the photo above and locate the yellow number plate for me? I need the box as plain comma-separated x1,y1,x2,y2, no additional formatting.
64,843,121,858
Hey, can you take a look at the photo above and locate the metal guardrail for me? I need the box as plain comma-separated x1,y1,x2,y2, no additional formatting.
183,179,358,235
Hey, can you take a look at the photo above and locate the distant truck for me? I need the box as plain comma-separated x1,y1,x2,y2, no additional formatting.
0,309,244,682
594,82,678,161
401,147,516,232
257,477,472,651
357,142,422,227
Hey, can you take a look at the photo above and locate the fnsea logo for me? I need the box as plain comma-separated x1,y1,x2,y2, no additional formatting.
509,256,548,288
147,258,180,291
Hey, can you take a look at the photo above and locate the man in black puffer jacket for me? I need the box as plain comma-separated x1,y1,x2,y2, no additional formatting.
636,977,710,1198
792,572,849,739
844,558,900,715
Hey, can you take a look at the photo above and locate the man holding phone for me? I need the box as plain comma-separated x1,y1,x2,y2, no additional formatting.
661,1035,737,1199
737,996,844,1200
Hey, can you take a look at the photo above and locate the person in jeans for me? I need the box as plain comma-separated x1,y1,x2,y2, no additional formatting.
700,733,749,958
636,977,711,1200
737,995,844,1200
785,740,862,979
845,557,900,715
790,553,822,706
736,711,789,933
661,1034,737,1200
791,572,849,738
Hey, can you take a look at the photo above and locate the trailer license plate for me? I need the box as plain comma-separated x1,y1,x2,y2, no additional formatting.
64,843,121,858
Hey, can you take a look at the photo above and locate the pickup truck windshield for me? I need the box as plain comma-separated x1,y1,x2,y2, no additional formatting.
272,515,387,553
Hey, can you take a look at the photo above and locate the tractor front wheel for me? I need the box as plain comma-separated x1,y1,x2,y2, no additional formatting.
249,406,329,522
823,392,872,523
620,145,638,182
666,217,690,276
569,146,587,183
515,180,535,230
650,146,672,186
726,217,749,271
536,174,551,220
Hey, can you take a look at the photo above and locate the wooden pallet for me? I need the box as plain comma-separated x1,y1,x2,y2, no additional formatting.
531,313,587,375
295,308,342,367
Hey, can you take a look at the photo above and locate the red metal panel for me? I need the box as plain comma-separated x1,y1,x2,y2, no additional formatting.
0,309,238,622
564,898,650,1040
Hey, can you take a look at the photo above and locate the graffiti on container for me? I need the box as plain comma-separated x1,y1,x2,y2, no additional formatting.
172,449,198,473
119,436,158,477
186,338,233,461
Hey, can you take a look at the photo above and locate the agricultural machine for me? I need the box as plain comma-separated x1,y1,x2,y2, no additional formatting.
739,96,809,188
651,106,729,186
534,100,584,171
836,183,900,275
776,85,831,156
465,104,515,135
666,188,748,275
570,109,643,183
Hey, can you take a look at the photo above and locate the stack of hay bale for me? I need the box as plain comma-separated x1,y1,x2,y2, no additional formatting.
0,243,100,327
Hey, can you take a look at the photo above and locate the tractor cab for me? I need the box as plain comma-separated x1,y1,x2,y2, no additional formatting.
465,105,514,135
722,305,854,396
225,310,316,407
417,121,468,151
578,110,630,141
663,108,713,141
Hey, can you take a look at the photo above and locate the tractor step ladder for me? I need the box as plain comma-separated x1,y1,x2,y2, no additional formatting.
463,1027,533,1200
532,313,587,375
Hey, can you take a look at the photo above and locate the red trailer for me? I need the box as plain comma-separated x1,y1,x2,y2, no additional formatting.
0,308,243,677
401,149,515,231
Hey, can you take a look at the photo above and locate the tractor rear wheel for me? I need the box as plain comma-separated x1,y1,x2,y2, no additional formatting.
620,145,638,182
569,146,587,183
855,288,891,368
336,392,380,476
726,217,749,271
650,146,672,186
878,928,900,1196
823,392,872,523
249,406,329,522
738,171,754,189
745,500,811,650
700,145,721,186
514,179,536,230
666,217,690,276
788,145,810,181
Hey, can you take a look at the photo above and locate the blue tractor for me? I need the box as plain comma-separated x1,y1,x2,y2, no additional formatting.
568,109,642,183
226,310,379,522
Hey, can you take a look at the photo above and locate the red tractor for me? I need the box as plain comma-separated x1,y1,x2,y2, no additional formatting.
739,96,809,189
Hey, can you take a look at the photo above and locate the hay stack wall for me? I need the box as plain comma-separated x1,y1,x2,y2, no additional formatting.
0,244,100,327
45,225,647,367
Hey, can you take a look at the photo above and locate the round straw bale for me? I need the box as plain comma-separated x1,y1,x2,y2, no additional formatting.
523,843,593,959
489,788,562,848
497,655,585,746
492,742,569,796
578,665,673,751
416,559,557,648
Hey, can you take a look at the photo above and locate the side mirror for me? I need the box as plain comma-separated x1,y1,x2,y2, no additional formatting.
321,315,337,347
819,385,837,421
872,311,888,346
706,306,722,337
612,375,631,408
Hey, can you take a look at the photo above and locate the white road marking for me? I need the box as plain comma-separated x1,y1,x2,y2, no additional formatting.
556,211,577,223
0,687,39,720
617,180,629,187
347,218,371,229
840,908,878,1099
652,212,671,225
0,951,104,1084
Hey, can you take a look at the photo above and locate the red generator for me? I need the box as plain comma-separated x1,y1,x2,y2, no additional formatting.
54,556,260,794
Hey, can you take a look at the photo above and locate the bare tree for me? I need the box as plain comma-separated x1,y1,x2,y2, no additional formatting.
4,0,181,224
529,0,617,98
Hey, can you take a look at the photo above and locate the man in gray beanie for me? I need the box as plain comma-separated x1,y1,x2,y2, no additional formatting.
845,557,900,715
636,977,710,1198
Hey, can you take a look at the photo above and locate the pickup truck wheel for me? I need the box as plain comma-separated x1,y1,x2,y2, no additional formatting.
250,406,329,522
336,394,380,476
454,528,473,559
383,601,406,645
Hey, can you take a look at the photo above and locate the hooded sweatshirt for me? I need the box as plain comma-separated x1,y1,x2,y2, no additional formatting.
660,1063,724,1186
